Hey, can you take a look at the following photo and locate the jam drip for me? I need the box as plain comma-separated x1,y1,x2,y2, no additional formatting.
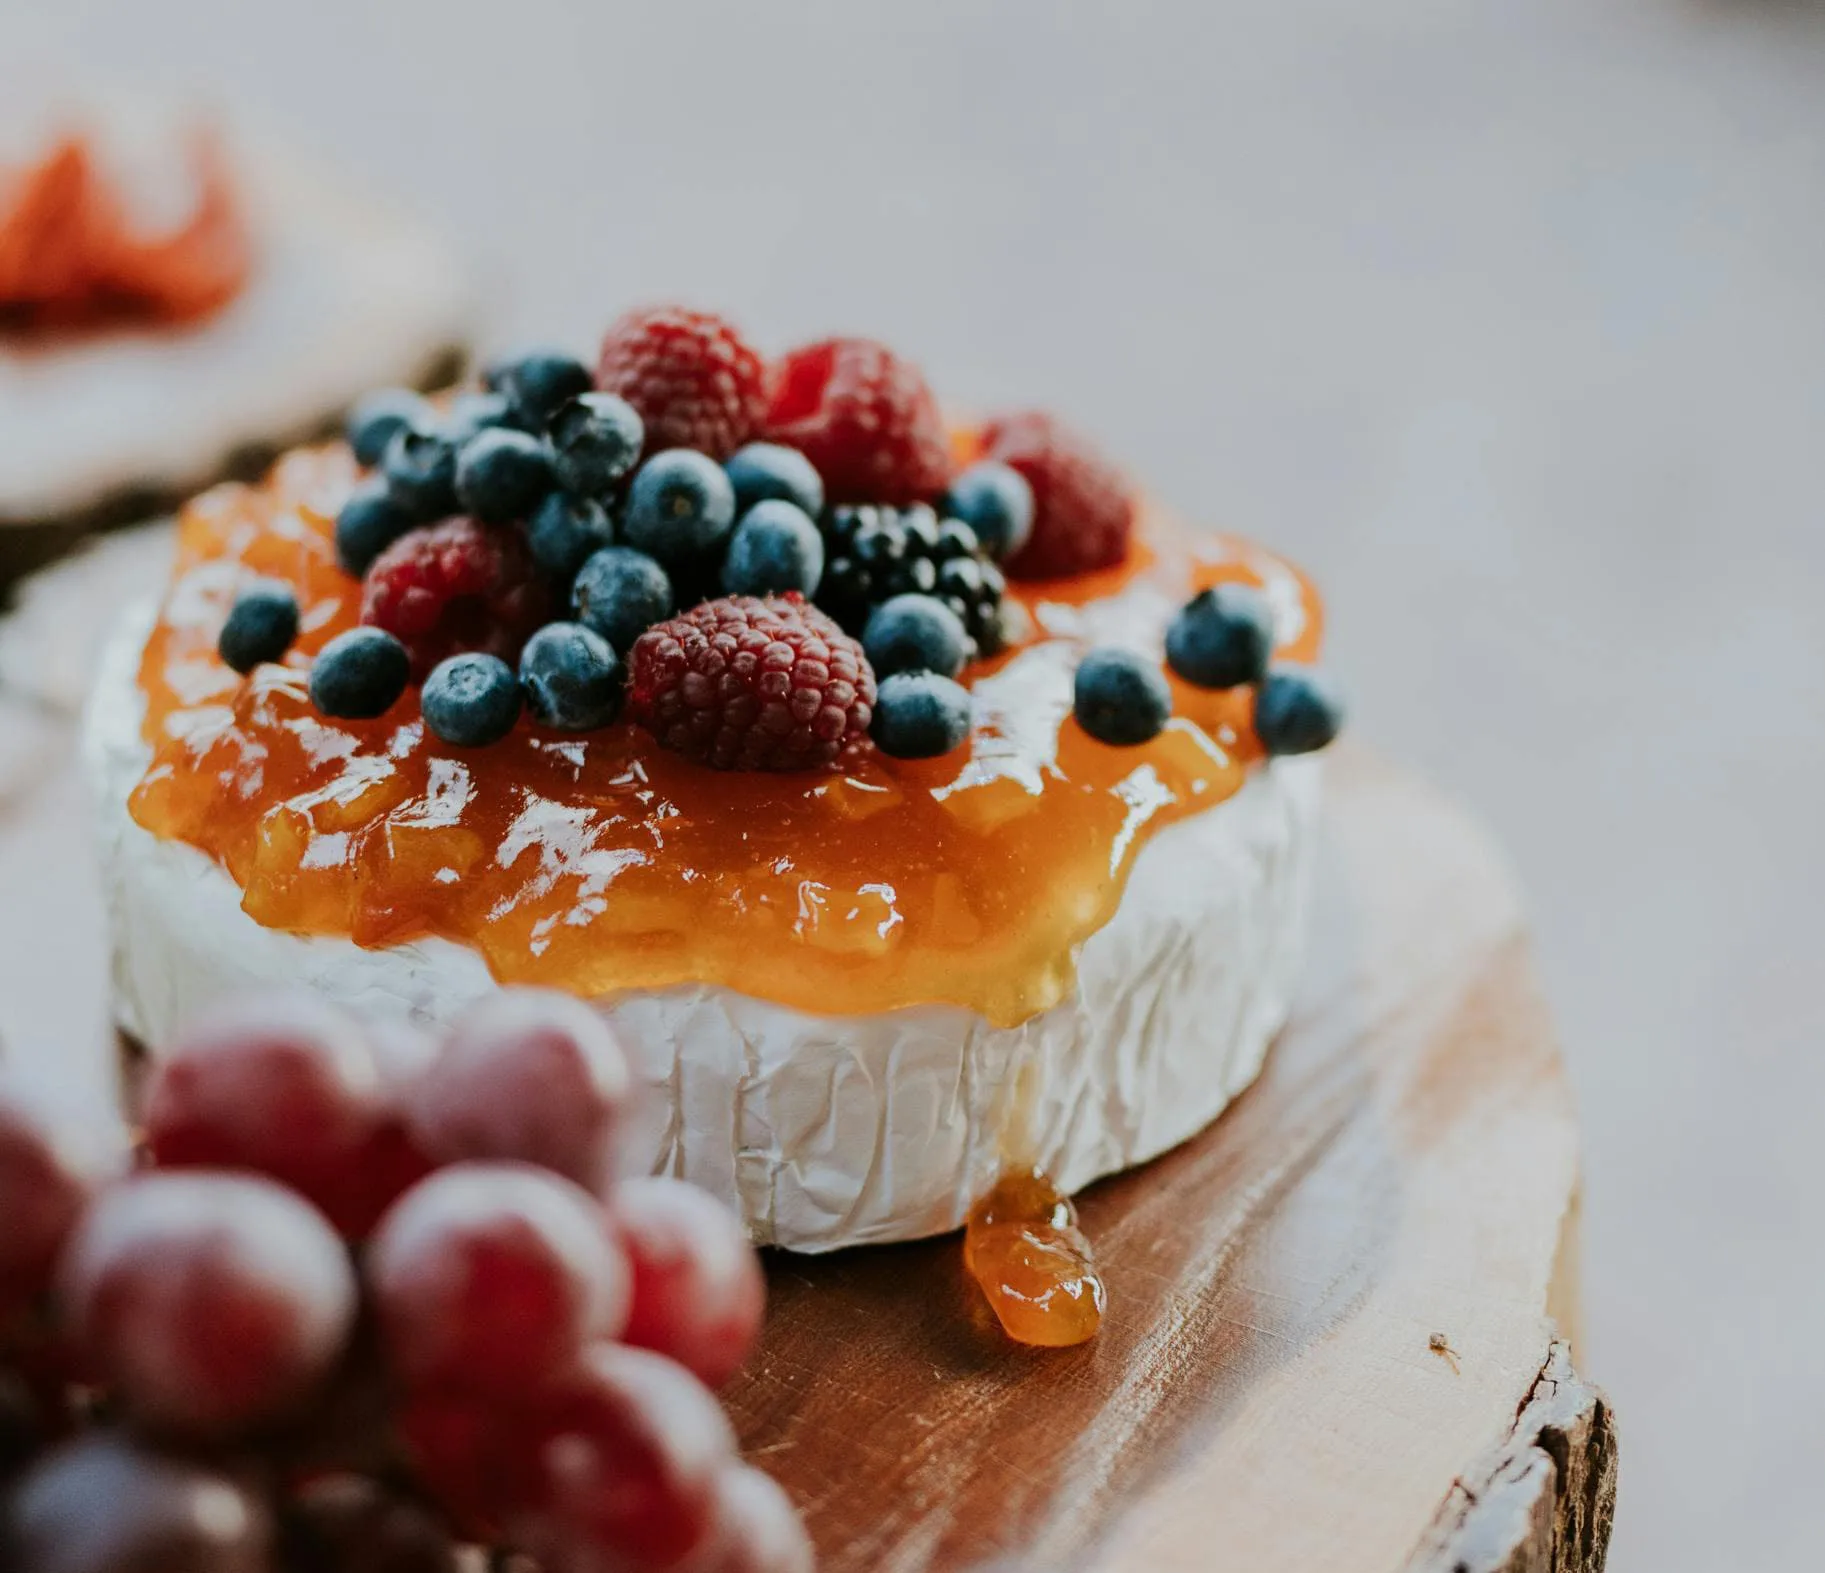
964,1168,1105,1348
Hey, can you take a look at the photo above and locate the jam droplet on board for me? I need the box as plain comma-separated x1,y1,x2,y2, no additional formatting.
964,1167,1105,1348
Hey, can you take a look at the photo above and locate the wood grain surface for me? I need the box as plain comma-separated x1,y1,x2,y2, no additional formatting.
0,534,1614,1572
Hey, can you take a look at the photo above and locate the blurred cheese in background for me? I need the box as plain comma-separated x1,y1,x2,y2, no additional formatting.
0,89,475,544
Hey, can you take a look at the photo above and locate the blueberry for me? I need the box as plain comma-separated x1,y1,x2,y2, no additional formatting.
217,582,299,674
943,461,1034,561
863,594,970,680
1073,647,1171,745
442,390,522,445
1254,668,1345,756
519,622,624,732
309,627,410,720
550,393,644,498
346,389,431,467
382,426,460,520
489,349,594,430
527,492,615,581
621,450,736,567
334,481,417,576
722,501,825,597
421,652,523,747
1165,584,1274,690
455,428,556,525
871,671,972,759
724,443,825,519
571,545,674,651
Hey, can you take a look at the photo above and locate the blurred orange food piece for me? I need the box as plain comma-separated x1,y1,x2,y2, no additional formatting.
0,130,253,331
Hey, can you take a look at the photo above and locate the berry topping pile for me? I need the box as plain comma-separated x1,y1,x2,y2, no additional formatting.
0,990,808,1573
210,301,1341,774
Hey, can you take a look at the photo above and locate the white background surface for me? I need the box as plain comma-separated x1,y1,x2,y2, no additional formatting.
5,2,1824,1567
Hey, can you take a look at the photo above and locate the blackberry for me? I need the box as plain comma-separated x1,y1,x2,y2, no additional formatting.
817,503,1010,658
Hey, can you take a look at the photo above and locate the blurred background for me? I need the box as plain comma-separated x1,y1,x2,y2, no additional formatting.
5,1,1823,1566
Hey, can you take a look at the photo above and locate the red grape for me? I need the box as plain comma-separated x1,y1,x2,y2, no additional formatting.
367,1163,631,1394
58,1172,356,1437
0,1369,41,1485
281,1473,458,1573
0,1075,128,1313
2,1432,273,1573
407,990,634,1191
691,1466,815,1573
397,1386,524,1537
612,1178,766,1389
347,1019,442,1235
143,993,404,1237
367,1018,439,1096
509,1343,737,1568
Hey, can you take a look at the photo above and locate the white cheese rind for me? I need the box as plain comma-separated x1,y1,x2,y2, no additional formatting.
86,608,1320,1253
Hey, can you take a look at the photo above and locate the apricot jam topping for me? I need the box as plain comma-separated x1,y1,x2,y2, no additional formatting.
965,1167,1105,1347
129,447,1324,1026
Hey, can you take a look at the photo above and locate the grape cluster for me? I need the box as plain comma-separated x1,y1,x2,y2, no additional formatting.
0,992,810,1573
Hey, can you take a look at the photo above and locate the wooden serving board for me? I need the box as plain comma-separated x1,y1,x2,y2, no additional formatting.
0,533,1614,1573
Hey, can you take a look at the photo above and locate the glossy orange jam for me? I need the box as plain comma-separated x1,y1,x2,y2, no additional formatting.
129,446,1324,1026
965,1167,1105,1347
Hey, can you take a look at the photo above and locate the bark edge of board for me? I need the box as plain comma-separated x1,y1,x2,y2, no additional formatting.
1406,1339,1617,1573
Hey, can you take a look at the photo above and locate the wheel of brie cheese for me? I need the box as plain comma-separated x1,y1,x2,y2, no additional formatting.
84,313,1341,1256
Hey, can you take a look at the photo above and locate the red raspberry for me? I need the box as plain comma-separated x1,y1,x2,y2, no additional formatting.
763,337,953,507
629,595,875,772
360,517,549,681
979,410,1137,579
596,306,768,460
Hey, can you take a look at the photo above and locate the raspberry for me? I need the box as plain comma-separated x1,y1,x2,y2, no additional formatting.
629,595,875,771
596,306,768,460
979,410,1137,580
360,517,549,681
763,337,953,507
